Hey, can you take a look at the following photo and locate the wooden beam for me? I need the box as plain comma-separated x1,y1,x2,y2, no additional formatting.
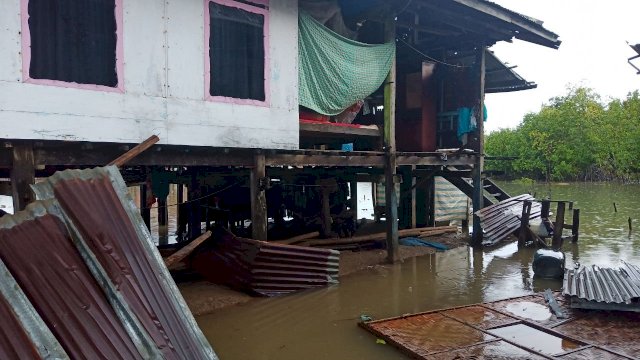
384,15,399,263
571,209,580,243
108,135,159,167
140,183,151,230
471,46,486,247
164,231,212,270
299,121,381,138
10,143,35,212
552,202,566,249
396,154,476,166
266,154,385,167
250,154,268,240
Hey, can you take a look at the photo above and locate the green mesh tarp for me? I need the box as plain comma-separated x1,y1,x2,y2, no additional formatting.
299,11,395,116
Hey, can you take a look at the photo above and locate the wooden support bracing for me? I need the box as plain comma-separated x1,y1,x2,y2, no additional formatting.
384,15,399,263
471,46,486,247
10,143,35,212
251,154,268,241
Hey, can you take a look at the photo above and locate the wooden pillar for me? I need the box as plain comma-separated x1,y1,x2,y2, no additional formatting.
176,183,187,240
384,15,399,263
541,200,551,219
518,200,532,247
140,183,151,229
10,142,35,212
188,170,202,240
410,165,417,228
571,208,580,243
350,179,358,217
471,46,486,247
552,202,566,249
157,196,169,246
251,153,268,240
399,166,414,229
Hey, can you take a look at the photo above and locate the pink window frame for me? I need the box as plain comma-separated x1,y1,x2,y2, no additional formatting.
20,0,125,93
204,0,270,107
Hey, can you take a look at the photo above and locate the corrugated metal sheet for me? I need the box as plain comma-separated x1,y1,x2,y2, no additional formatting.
0,166,217,359
0,252,68,360
476,194,541,246
192,230,339,297
563,262,640,311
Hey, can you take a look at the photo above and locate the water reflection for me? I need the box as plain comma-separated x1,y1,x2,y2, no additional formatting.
195,182,640,359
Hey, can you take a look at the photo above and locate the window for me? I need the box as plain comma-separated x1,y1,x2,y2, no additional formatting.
22,0,123,91
206,0,269,105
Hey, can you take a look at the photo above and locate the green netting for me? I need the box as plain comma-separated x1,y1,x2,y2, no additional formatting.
298,11,396,116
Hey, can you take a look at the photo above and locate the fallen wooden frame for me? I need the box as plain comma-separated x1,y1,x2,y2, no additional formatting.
298,226,457,248
164,231,212,270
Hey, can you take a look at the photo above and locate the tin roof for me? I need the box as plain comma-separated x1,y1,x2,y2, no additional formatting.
563,262,640,309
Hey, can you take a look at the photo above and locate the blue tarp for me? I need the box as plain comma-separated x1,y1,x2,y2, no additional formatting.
399,237,449,251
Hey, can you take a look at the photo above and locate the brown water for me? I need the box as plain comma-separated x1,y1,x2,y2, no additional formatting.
195,182,640,360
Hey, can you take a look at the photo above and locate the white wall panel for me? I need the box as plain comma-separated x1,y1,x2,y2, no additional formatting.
0,0,300,150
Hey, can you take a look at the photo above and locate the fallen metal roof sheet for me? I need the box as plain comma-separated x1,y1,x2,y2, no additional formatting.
0,166,217,359
0,252,68,360
563,262,640,312
476,194,541,246
191,230,339,297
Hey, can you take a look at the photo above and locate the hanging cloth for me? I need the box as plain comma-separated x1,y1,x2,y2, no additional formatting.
298,10,395,116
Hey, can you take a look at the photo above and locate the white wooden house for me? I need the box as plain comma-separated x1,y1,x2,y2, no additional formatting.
0,0,299,149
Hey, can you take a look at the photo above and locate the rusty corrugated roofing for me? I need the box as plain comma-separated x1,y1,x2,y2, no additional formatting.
33,166,216,359
563,262,640,311
192,230,339,297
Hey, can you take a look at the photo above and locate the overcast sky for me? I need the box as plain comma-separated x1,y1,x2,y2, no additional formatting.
483,0,640,133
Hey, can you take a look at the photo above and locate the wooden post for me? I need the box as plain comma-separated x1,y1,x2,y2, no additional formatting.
157,196,169,246
188,170,202,240
319,184,332,237
176,183,187,240
471,46,486,247
411,165,417,228
541,200,551,219
552,202,566,249
140,183,151,229
251,153,268,240
350,179,358,217
384,15,399,263
518,200,532,247
399,166,413,229
571,208,580,243
10,142,35,212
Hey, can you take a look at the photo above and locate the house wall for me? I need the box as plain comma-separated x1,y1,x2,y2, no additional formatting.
0,0,299,149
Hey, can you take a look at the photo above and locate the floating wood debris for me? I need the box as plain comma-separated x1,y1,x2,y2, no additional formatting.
476,194,542,246
191,230,339,297
361,292,639,359
563,261,640,312
0,166,217,359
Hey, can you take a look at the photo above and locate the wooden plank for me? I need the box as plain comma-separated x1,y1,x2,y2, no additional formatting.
164,231,212,270
396,154,476,166
107,135,160,167
10,143,35,212
251,154,268,240
301,226,457,247
299,122,380,137
274,232,321,245
266,154,385,167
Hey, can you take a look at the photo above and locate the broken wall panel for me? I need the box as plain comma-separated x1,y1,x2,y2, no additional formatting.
34,166,216,360
0,209,142,359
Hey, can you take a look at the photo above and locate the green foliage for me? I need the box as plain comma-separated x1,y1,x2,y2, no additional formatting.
486,87,640,182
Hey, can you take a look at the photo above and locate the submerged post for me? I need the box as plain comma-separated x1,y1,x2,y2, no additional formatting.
10,142,35,212
471,46,486,247
552,202,566,249
518,200,532,247
384,14,399,263
251,153,268,240
571,208,580,242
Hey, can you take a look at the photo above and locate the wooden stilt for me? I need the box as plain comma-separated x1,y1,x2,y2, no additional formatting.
384,15,399,263
10,142,35,212
157,196,169,246
399,166,413,229
140,183,151,229
349,179,358,217
518,200,532,247
251,154,268,240
411,165,417,228
572,208,580,242
552,202,566,249
176,183,186,240
471,46,486,247
188,170,202,240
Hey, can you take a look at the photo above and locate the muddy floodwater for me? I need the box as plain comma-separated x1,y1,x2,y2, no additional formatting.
195,182,640,360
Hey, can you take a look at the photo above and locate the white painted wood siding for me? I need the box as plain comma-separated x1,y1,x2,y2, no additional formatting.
0,0,299,149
